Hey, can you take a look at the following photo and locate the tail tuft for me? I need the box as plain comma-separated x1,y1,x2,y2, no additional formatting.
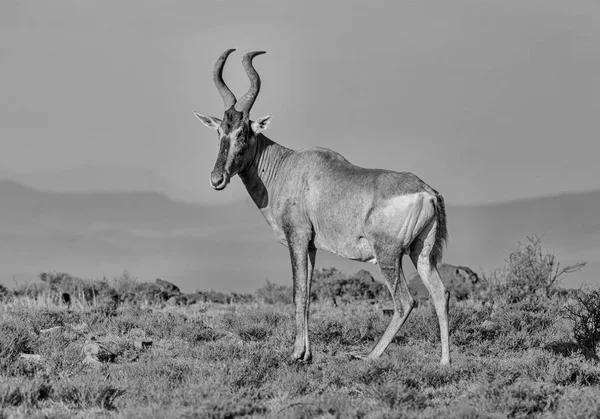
430,192,448,267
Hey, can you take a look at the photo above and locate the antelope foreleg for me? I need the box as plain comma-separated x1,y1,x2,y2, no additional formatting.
288,240,313,363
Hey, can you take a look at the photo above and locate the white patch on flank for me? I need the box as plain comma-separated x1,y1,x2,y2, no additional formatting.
379,193,436,247
383,194,421,217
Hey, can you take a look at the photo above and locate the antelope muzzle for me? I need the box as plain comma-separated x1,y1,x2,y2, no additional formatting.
210,170,229,190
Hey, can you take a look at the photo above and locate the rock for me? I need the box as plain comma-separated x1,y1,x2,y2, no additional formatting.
82,341,115,363
156,278,181,296
82,355,102,367
134,340,153,350
480,320,499,332
166,296,178,306
183,293,206,305
40,326,63,334
205,291,230,304
83,342,101,357
20,353,42,362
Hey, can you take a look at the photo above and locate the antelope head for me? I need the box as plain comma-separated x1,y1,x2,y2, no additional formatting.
194,49,272,190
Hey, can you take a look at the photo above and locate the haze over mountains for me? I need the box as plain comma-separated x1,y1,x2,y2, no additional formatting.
4,165,194,203
0,172,597,293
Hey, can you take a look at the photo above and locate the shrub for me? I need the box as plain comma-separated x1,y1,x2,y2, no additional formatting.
226,345,282,391
17,271,116,306
12,282,51,300
487,236,585,306
174,321,221,343
0,319,37,374
203,290,232,304
254,280,292,304
368,383,429,410
311,307,386,346
493,380,562,417
221,308,288,342
0,284,10,302
42,271,109,303
562,288,600,353
311,268,390,304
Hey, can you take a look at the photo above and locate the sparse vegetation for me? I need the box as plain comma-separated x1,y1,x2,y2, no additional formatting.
0,237,597,418
254,280,292,305
562,288,600,355
488,236,586,304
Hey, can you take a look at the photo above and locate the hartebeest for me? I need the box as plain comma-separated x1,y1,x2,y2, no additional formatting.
194,49,451,365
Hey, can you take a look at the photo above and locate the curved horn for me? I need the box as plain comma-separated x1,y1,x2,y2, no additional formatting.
235,51,266,113
213,49,237,110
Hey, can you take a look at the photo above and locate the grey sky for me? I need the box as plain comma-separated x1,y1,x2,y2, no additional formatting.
2,0,600,205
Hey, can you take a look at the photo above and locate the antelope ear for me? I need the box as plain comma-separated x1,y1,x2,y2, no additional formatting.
194,112,222,131
251,114,272,134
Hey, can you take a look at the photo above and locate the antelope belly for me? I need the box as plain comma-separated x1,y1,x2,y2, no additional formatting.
314,235,376,264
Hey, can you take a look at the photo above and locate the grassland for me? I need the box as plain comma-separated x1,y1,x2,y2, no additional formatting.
1,292,600,419
1,238,599,418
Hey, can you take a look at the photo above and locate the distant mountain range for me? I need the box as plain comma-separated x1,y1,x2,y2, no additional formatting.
3,164,192,201
0,179,597,292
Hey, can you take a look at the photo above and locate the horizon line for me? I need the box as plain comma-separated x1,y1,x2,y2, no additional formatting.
1,177,599,208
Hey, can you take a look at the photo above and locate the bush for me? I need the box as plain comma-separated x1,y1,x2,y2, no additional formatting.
0,319,37,375
221,307,288,342
254,280,292,304
562,288,600,353
0,284,10,302
487,236,585,306
312,268,390,304
14,271,116,305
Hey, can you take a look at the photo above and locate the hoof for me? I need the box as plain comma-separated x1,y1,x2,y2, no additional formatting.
289,356,311,365
289,350,311,364
289,353,303,363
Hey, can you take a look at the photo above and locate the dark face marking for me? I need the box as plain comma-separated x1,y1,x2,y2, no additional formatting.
221,107,245,132
210,138,230,188
210,107,255,190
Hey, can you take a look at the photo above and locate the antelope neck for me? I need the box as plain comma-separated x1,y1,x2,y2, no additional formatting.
239,134,292,209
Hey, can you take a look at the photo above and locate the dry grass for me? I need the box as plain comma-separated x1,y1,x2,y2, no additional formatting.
1,295,599,419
